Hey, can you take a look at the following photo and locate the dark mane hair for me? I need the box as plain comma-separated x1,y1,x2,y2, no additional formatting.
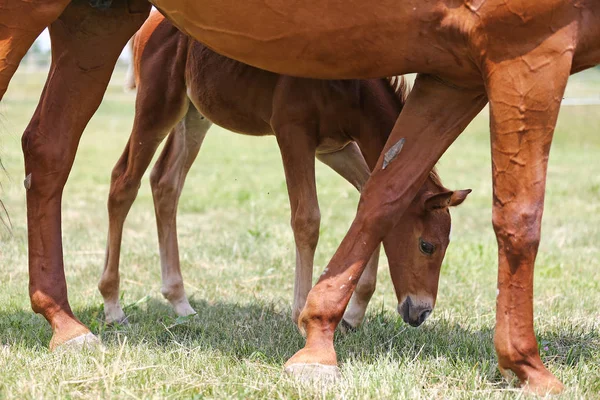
384,76,409,113
428,167,444,189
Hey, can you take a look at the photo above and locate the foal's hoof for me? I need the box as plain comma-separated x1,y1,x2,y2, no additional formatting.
56,333,103,352
284,363,341,383
106,315,129,326
339,319,357,334
104,307,129,326
174,303,196,318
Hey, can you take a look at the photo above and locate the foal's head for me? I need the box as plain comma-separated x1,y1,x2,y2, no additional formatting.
384,171,470,327
354,77,470,327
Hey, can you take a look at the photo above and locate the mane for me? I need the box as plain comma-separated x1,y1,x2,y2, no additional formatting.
383,76,409,113
428,167,444,189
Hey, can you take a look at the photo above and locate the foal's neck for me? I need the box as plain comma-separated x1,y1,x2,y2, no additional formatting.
353,79,404,171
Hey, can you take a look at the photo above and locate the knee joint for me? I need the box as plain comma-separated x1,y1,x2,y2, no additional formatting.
22,123,69,185
492,203,542,252
292,208,321,244
355,278,376,299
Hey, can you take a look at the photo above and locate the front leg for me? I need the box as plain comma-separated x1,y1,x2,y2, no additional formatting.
317,143,380,330
486,33,574,395
22,0,150,350
274,123,320,323
285,75,487,377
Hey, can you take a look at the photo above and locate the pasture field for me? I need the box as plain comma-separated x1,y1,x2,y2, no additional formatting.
0,67,599,399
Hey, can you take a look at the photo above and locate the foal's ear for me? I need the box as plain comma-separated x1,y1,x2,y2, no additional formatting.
422,189,471,211
448,189,471,207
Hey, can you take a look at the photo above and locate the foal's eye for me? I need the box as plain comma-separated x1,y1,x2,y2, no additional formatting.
419,238,435,255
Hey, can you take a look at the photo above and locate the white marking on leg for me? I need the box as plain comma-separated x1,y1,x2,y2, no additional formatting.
382,138,406,169
23,173,32,190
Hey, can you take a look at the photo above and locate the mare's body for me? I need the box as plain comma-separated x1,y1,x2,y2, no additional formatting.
1,0,599,392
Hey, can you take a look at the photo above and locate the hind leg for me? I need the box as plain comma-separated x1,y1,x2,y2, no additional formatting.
22,0,150,350
99,98,190,324
0,0,69,100
317,143,380,330
149,108,211,316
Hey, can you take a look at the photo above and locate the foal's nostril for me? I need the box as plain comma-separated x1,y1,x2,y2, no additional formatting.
417,309,432,325
407,308,431,327
399,296,413,324
398,296,433,327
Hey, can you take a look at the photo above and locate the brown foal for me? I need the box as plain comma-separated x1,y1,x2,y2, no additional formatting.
2,0,600,393
100,12,470,331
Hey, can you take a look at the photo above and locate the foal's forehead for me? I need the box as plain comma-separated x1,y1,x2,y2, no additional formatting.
422,208,452,235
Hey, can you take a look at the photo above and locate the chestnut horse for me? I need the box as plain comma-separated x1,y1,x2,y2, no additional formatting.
2,0,600,393
100,12,469,329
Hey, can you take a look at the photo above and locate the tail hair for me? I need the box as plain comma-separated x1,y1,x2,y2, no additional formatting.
0,159,12,234
123,35,137,92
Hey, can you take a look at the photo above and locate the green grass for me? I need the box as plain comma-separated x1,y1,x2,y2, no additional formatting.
0,67,599,399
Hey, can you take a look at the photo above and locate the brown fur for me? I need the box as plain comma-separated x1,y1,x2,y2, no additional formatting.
2,0,599,392
99,12,469,329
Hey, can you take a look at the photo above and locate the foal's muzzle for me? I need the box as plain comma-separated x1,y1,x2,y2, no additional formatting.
398,296,433,327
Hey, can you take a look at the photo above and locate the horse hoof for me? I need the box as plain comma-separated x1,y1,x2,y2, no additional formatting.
339,319,357,334
498,365,518,384
499,364,565,395
173,302,196,318
57,333,104,352
284,363,341,383
521,370,565,395
106,315,129,326
523,379,565,396
104,307,129,326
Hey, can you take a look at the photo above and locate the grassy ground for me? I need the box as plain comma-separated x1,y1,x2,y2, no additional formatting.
0,67,599,399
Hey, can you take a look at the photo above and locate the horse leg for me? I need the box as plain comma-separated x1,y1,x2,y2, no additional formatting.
274,124,319,323
486,38,573,395
317,143,380,330
100,102,190,324
0,0,69,100
284,74,487,378
149,108,211,317
22,0,150,350
316,143,369,192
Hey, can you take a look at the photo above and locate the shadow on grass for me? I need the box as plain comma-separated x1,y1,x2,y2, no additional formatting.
1,297,598,376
